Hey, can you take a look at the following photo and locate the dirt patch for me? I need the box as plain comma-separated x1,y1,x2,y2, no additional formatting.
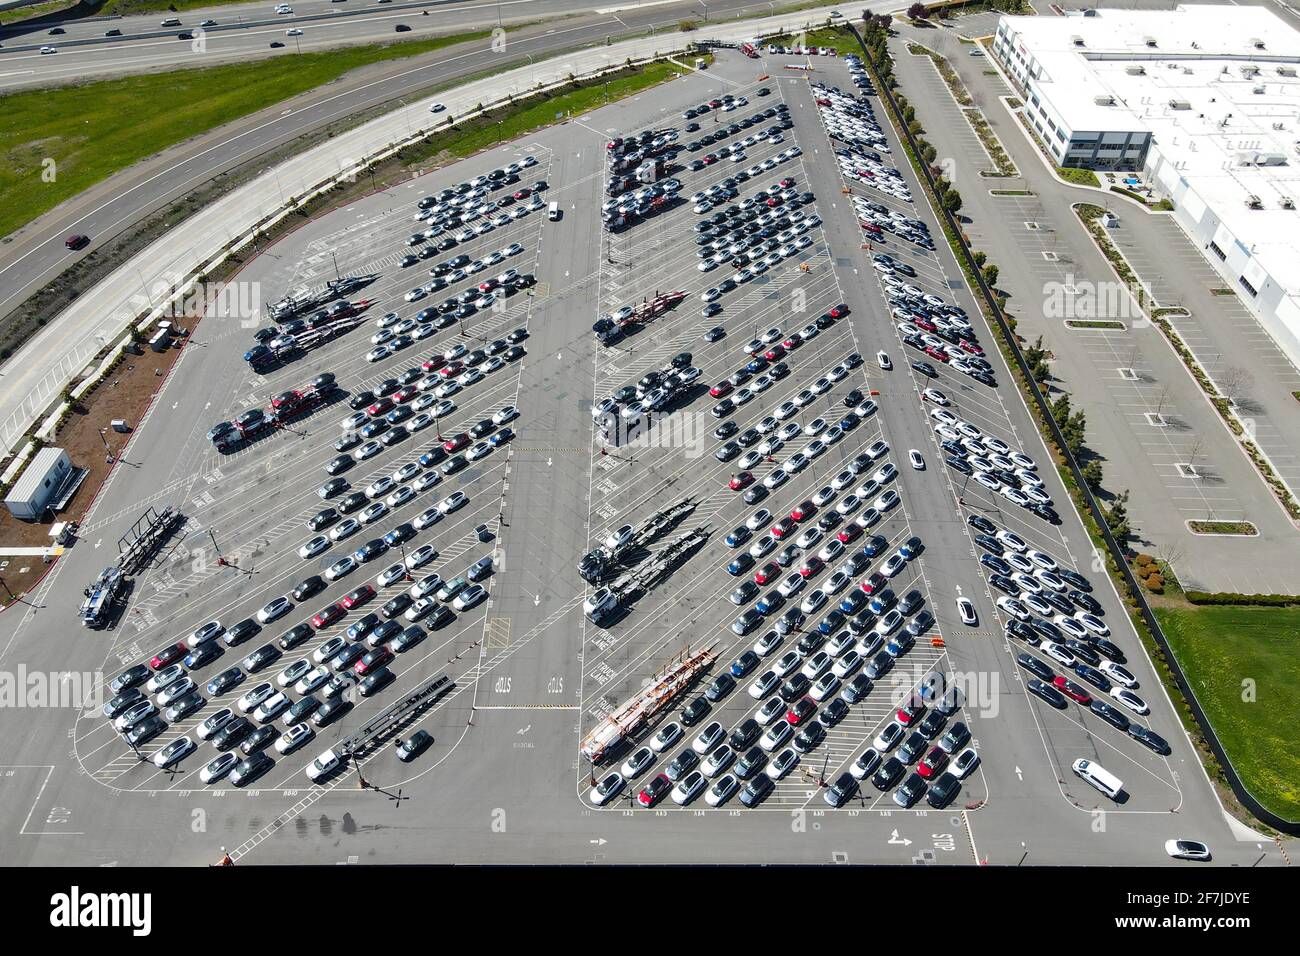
0,337,186,607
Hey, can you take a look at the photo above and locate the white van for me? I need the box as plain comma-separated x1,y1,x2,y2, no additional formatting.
1071,758,1123,800
547,201,560,221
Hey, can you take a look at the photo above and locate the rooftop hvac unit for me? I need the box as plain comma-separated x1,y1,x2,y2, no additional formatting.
1125,65,1145,76
1279,66,1297,77
1252,38,1266,50
1283,197,1296,209
1242,65,1260,78
1254,85,1266,95
1094,94,1116,106
1247,194,1263,209
1071,35,1084,47
1168,98,1191,110
1143,36,1157,48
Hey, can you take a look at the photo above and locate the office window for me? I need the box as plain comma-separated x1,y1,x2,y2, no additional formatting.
1208,241,1226,261
1239,275,1258,297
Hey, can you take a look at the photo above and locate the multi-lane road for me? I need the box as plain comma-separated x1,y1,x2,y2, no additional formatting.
1,0,642,89
0,46,1283,866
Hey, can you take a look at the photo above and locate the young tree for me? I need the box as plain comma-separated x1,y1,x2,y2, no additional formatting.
1049,391,1071,424
1062,410,1087,457
981,263,999,288
943,189,963,214
1081,459,1104,491
1023,334,1044,365
1105,490,1132,544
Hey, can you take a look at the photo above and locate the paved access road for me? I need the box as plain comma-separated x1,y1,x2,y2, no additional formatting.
891,10,1300,593
0,48,1282,866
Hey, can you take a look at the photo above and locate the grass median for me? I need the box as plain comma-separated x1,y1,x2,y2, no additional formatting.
0,0,78,24
1153,601,1300,821
399,59,690,166
0,28,492,240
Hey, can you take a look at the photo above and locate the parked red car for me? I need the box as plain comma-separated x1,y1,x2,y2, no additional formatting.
340,585,376,610
311,603,345,629
150,642,187,670
798,557,825,579
1053,676,1093,704
770,517,797,540
790,500,817,522
638,773,672,807
860,571,887,594
729,472,754,491
918,746,948,779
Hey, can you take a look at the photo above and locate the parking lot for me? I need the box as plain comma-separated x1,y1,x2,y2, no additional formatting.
569,48,1215,832
892,20,1300,594
0,47,1278,866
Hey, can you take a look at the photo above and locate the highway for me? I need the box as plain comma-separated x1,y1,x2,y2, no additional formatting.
0,0,645,90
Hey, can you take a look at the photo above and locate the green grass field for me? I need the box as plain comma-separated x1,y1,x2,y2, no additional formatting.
1154,603,1300,821
1057,166,1101,188
0,29,490,240
0,0,78,24
98,0,263,14
411,60,688,164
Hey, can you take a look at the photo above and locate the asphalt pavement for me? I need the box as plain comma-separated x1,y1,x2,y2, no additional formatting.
0,47,1282,866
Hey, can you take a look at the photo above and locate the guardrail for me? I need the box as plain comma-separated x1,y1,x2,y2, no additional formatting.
847,18,1300,835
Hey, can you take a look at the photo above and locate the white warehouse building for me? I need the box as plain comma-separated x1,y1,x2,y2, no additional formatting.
993,4,1300,367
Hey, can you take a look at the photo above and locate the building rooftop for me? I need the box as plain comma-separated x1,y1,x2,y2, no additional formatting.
5,447,68,505
1002,4,1300,295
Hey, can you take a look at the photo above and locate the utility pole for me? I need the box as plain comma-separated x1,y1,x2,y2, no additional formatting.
209,528,230,568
